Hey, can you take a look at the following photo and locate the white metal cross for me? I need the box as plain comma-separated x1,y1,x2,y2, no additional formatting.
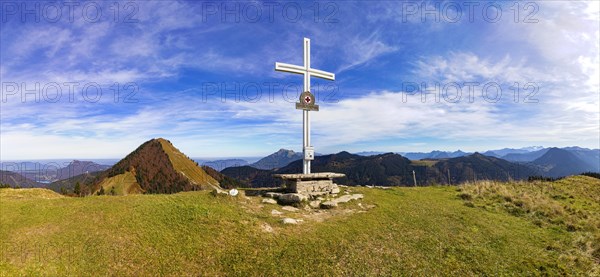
275,38,335,174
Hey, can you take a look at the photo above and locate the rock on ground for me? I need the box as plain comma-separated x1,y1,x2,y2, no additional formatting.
309,200,321,208
320,201,338,209
260,222,273,233
262,198,277,204
282,218,298,224
281,206,300,212
278,193,308,205
319,194,364,209
271,209,283,215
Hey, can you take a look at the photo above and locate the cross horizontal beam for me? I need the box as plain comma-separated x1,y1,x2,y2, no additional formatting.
275,62,305,75
275,63,335,80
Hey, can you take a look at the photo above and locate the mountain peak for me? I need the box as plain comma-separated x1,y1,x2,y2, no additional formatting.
250,149,303,170
533,148,592,178
154,137,170,143
90,138,220,195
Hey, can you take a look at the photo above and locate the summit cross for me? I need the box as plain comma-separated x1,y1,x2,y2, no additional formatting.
275,38,335,174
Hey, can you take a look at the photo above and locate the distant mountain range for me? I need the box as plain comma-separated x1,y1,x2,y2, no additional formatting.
2,144,598,191
221,151,540,187
359,147,598,172
0,160,110,183
56,160,111,180
198,159,249,171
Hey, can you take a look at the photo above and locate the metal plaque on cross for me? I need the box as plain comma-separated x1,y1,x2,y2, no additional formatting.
296,91,319,111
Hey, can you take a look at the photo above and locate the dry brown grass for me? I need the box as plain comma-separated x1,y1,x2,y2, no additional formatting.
458,176,600,274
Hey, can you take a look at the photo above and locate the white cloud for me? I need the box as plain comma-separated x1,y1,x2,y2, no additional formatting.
337,31,398,72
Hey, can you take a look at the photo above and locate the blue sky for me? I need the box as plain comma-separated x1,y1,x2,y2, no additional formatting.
1,0,599,159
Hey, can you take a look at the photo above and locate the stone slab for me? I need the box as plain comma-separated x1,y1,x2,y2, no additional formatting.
273,172,346,180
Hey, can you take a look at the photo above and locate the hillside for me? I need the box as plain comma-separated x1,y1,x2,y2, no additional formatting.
532,148,595,178
432,153,539,184
223,152,539,187
250,149,303,170
278,151,415,186
221,165,281,187
0,170,41,188
201,165,245,189
0,188,63,199
563,147,600,172
502,148,549,162
88,138,220,195
1,176,598,275
47,171,102,193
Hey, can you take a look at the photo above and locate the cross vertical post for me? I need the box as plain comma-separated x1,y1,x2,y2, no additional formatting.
275,38,335,174
303,38,310,174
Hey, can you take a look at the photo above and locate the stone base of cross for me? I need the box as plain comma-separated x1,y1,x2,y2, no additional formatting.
275,38,335,174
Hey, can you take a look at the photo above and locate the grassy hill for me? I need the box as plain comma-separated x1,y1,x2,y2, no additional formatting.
224,152,540,187
89,138,219,195
0,176,598,275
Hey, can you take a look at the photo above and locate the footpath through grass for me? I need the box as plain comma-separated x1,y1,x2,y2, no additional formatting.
1,176,598,276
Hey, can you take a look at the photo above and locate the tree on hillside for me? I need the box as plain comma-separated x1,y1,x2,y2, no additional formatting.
110,186,116,195
74,182,81,196
97,186,105,195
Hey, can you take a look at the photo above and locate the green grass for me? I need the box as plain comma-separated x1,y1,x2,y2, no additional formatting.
458,175,600,275
97,171,143,195
1,177,598,276
158,138,219,189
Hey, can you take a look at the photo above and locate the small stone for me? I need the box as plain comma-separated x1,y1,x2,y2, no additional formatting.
282,218,298,224
282,206,300,212
335,195,354,203
320,201,338,209
309,200,321,208
261,222,273,233
278,193,308,205
331,187,340,194
262,198,277,204
271,209,283,215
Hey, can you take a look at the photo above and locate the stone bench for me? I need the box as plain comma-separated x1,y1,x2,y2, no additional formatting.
273,172,345,196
